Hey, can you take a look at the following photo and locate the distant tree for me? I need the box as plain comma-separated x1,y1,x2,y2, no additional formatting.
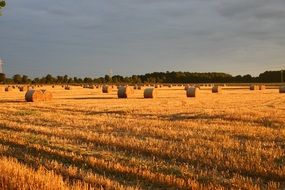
39,77,46,84
13,74,22,84
0,73,5,83
131,75,141,84
94,77,104,83
33,78,40,84
63,75,69,83
242,74,253,83
45,74,54,84
104,75,111,83
3,69,284,85
56,76,63,83
259,70,285,83
67,78,73,83
112,75,124,83
73,77,78,83
77,78,83,83
83,77,93,83
22,75,29,84
234,75,242,82
146,77,156,83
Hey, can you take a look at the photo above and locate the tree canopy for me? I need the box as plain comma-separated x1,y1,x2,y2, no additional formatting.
1,70,284,84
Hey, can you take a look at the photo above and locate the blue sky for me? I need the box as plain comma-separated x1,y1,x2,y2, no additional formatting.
1,0,285,77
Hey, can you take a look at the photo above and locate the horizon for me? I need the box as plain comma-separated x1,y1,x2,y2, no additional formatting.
2,69,284,80
1,1,285,77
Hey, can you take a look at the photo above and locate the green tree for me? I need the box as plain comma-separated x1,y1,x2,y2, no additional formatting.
45,74,54,84
63,75,69,83
0,73,5,83
104,75,111,83
33,78,40,84
131,75,141,84
13,74,22,84
67,78,73,83
83,77,92,83
73,77,78,83
22,75,29,84
56,76,63,83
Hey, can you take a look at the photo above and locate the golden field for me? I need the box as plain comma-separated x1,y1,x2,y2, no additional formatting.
0,85,284,190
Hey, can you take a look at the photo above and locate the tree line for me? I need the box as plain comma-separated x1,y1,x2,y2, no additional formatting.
0,70,284,84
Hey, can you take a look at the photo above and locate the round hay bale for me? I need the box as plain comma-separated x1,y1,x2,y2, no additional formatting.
279,86,285,93
135,84,143,90
212,86,222,93
25,90,44,102
144,88,157,98
154,84,159,88
65,86,71,90
168,84,172,88
88,85,95,89
41,90,53,101
134,84,138,90
194,85,201,89
5,86,14,92
259,85,266,90
102,85,112,93
117,86,134,98
184,84,190,91
19,86,29,92
186,87,200,97
250,85,259,91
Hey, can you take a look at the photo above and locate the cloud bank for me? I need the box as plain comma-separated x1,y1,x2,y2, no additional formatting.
0,0,284,77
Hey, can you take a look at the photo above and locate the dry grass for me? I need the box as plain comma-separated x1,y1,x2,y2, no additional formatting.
0,85,284,189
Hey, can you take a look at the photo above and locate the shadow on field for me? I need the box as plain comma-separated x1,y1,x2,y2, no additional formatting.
0,137,180,189
0,100,25,103
41,104,285,129
58,97,117,100
0,130,284,186
135,112,284,129
84,110,128,115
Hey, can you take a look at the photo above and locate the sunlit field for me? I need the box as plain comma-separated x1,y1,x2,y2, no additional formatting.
0,85,284,189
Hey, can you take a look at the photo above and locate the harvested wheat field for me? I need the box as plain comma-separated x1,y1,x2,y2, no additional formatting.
0,86,285,190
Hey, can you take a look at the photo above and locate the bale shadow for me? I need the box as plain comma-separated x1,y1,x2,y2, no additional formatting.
0,100,25,103
57,97,117,100
133,112,284,129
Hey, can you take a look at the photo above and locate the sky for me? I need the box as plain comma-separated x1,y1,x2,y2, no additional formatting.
0,0,285,78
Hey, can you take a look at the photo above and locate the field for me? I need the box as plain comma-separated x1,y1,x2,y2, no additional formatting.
0,85,284,189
